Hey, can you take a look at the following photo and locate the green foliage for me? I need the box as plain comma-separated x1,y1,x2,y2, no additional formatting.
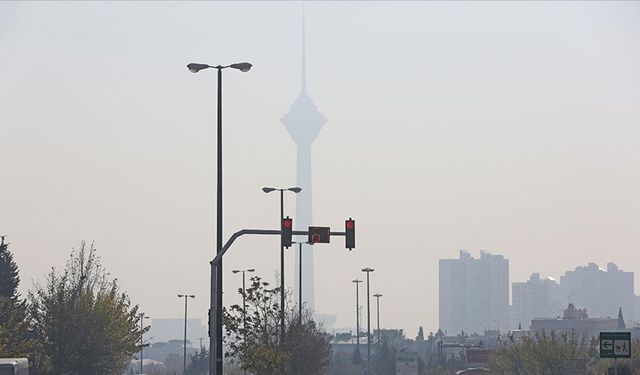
185,348,209,375
489,331,594,374
282,319,332,374
0,240,45,369
372,336,396,374
0,240,20,300
223,275,332,375
29,241,145,374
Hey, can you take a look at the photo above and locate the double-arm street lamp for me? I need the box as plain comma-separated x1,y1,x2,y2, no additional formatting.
178,294,195,375
262,186,302,338
373,293,383,344
362,267,375,369
187,61,251,375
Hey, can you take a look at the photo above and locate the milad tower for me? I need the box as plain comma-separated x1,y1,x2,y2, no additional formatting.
281,15,326,312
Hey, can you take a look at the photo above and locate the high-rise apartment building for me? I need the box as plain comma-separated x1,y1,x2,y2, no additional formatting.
511,273,563,329
439,250,509,335
560,263,634,320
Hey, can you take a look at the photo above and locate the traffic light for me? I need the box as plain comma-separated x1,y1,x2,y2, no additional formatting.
345,218,355,250
282,216,293,248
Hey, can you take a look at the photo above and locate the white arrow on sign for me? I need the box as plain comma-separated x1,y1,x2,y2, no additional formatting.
601,340,613,350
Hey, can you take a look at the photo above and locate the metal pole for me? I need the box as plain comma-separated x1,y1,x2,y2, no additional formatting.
214,66,224,375
299,242,303,325
280,189,285,339
242,271,247,338
140,314,144,374
356,282,360,355
376,296,380,343
366,271,371,367
183,296,188,374
242,271,248,375
614,358,618,375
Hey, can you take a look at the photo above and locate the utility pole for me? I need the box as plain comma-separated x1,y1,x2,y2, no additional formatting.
178,294,195,374
138,313,149,375
373,294,382,344
352,279,363,360
362,267,375,371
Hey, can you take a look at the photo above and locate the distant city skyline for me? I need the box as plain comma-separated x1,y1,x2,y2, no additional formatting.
440,249,639,335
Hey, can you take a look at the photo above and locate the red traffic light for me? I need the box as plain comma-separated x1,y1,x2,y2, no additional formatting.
345,218,355,250
282,217,293,248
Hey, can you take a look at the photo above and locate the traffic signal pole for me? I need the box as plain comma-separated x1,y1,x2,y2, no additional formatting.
209,227,350,375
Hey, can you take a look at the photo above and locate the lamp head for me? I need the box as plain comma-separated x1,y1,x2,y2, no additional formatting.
362,267,375,273
288,187,302,193
352,279,362,283
247,269,256,272
262,187,276,193
374,294,383,298
232,270,241,274
187,63,211,73
229,62,252,72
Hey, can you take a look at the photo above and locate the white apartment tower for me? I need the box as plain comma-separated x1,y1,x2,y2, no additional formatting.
439,250,509,335
560,262,634,320
511,273,563,330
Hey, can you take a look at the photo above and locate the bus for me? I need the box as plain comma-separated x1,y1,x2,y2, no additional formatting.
0,358,29,375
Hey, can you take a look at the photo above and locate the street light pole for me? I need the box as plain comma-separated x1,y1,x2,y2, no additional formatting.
292,241,310,326
178,294,195,375
139,313,149,375
262,186,301,339
352,279,362,359
232,270,255,342
362,267,375,370
232,269,254,375
187,61,251,375
373,294,382,344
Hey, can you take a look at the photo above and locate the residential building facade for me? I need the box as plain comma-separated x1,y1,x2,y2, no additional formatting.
439,250,509,335
511,273,563,330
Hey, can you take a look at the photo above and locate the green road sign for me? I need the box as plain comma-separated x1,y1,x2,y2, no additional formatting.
600,332,631,359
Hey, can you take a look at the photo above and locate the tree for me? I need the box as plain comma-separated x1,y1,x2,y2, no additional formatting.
29,241,145,374
0,238,20,300
185,348,209,375
489,331,594,374
0,239,41,366
223,276,332,375
282,319,332,374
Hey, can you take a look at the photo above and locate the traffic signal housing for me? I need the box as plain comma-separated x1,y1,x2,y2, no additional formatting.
282,216,292,248
345,218,355,250
308,226,330,244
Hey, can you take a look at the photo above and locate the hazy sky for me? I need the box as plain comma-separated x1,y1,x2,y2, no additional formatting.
1,1,639,337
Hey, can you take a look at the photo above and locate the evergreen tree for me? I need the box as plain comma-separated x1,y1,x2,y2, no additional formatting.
0,237,41,367
185,348,209,375
0,238,20,300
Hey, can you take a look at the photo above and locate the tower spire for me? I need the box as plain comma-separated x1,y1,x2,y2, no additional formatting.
301,5,307,94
